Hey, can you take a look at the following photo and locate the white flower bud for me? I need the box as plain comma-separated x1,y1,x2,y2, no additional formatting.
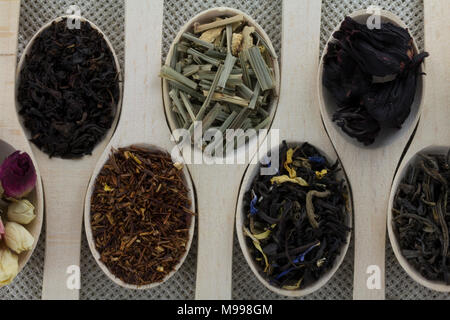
4,222,34,254
0,247,18,286
7,199,36,225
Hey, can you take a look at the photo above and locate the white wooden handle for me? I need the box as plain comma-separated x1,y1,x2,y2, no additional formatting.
352,172,389,299
275,0,325,145
41,164,87,300
416,0,450,144
113,0,168,148
193,165,245,299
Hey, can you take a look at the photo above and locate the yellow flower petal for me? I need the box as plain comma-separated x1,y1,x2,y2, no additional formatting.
284,148,297,178
244,227,270,272
270,175,309,187
315,169,328,179
253,229,272,240
103,184,114,192
282,277,303,290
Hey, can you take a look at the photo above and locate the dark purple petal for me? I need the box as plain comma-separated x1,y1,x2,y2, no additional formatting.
0,151,37,199
364,52,429,128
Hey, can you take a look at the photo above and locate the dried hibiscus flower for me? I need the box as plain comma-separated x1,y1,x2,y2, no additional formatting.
323,16,428,145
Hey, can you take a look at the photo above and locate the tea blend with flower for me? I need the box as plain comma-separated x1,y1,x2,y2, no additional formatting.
323,17,428,145
90,146,193,285
0,150,37,287
243,141,350,289
392,150,450,283
17,18,120,158
160,14,277,152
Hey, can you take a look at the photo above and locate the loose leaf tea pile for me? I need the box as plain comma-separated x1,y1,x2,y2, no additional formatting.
243,141,350,289
160,14,277,152
393,150,450,283
90,147,193,285
323,17,428,145
18,18,120,158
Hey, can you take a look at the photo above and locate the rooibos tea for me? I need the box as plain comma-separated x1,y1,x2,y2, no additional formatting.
322,17,428,145
243,141,350,289
392,150,450,283
17,18,120,158
90,146,193,285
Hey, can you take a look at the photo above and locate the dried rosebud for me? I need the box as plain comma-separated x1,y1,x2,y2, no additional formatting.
0,246,18,286
7,199,36,225
0,151,37,199
4,221,34,254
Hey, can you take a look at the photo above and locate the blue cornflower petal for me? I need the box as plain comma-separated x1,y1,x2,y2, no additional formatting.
275,267,294,280
293,242,321,264
308,156,325,164
250,194,258,215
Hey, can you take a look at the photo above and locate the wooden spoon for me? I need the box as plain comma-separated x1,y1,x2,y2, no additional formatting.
15,15,123,299
387,0,450,292
84,0,196,290
318,10,425,299
162,7,280,299
0,0,44,279
236,0,352,297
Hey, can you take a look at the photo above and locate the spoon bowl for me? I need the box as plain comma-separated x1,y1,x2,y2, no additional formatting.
318,9,424,149
388,145,450,292
163,7,280,161
16,14,123,144
84,143,196,289
236,141,352,297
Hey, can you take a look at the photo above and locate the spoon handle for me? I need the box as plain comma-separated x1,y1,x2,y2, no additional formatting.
0,0,44,288
40,162,89,300
415,0,450,143
0,0,22,129
192,164,246,299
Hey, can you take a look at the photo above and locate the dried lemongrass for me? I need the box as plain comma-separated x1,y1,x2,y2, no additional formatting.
179,91,196,121
196,64,224,122
187,48,220,66
194,15,244,33
254,31,277,59
163,14,277,152
161,65,198,90
218,53,237,89
246,46,275,91
182,32,214,50
169,90,189,124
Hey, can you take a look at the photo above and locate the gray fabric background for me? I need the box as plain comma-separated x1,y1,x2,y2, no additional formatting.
1,0,447,300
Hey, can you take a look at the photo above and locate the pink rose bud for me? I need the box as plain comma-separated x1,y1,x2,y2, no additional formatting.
0,151,37,199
